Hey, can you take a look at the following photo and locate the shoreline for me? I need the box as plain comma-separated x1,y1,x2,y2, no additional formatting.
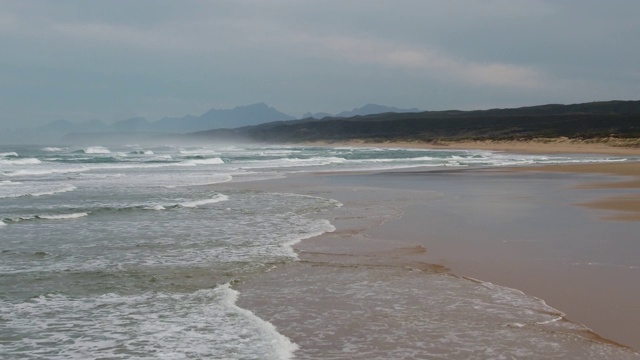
232,143,640,356
301,138,640,156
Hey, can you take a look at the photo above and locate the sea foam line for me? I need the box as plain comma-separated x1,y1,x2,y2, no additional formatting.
185,157,225,165
179,194,230,208
0,158,41,165
31,185,77,197
37,212,89,220
219,283,299,359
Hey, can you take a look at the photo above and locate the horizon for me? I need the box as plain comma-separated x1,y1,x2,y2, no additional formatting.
11,98,640,130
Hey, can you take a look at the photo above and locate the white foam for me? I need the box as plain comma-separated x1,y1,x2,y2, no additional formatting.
179,194,230,208
218,283,299,359
42,147,63,152
0,220,6,228
84,146,111,154
144,205,166,211
0,158,41,165
0,183,77,199
283,219,335,260
31,185,77,197
0,287,300,359
185,157,225,165
3,167,89,177
0,151,19,157
38,212,88,220
179,149,220,155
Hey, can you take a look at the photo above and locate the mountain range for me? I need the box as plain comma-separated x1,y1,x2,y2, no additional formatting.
302,104,420,119
2,103,421,144
191,100,640,143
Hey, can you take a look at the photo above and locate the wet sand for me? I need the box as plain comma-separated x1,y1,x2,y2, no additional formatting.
229,152,640,357
305,138,640,156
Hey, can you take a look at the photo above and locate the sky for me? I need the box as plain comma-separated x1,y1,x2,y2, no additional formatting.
1,0,639,129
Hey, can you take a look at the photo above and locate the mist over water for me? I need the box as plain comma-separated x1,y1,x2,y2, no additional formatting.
1,144,638,358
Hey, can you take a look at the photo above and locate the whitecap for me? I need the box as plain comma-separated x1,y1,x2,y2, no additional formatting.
0,158,41,165
37,212,88,220
3,167,89,177
84,146,111,154
179,194,229,208
30,185,77,197
218,284,299,359
185,157,225,165
0,184,77,199
0,152,19,157
42,147,63,152
144,205,166,211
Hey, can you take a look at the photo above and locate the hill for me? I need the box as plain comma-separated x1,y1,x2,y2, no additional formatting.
191,100,640,144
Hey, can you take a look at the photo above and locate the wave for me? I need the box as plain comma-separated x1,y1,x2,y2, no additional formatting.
184,157,225,165
1,287,299,359
0,158,41,165
163,175,233,188
31,185,77,197
144,205,166,211
218,283,299,359
42,147,64,152
37,212,89,220
179,149,220,155
3,167,89,177
179,194,230,208
0,152,19,157
83,146,111,154
2,212,88,224
0,184,77,199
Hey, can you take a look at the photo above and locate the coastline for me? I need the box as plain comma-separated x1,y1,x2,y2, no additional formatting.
302,138,640,156
231,141,640,357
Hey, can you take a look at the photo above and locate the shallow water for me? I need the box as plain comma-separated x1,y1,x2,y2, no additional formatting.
1,144,638,358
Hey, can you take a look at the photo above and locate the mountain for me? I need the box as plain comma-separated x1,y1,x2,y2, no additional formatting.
334,104,420,118
152,103,295,132
302,112,332,119
2,103,295,144
191,100,640,143
301,104,421,120
112,117,151,132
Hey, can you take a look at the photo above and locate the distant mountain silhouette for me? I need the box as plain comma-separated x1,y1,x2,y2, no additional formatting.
150,103,295,132
334,104,420,118
1,103,296,144
191,100,640,143
301,104,420,120
112,117,151,132
302,112,332,119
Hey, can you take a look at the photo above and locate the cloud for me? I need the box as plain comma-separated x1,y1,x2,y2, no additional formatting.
288,33,545,90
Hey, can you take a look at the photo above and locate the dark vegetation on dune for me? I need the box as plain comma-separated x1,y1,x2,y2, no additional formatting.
191,100,640,144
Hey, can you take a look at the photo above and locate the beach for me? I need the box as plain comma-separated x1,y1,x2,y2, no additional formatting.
3,143,639,359
233,141,640,358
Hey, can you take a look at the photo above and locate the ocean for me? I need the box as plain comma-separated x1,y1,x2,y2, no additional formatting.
1,144,638,359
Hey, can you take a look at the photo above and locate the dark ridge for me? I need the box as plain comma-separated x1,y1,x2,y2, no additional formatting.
190,100,640,143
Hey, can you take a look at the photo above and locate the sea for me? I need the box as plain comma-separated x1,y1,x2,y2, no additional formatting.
1,144,638,359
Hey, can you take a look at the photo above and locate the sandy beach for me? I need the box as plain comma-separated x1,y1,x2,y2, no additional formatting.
230,141,640,358
304,138,640,156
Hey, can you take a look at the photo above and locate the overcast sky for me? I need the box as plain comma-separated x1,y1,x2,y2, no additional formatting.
1,0,639,128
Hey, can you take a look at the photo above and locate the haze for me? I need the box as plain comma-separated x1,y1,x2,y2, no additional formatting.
1,0,639,129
